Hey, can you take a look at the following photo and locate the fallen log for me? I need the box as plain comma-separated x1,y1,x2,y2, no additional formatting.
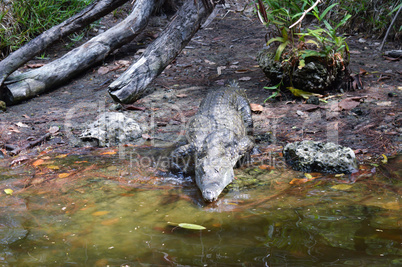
108,0,217,103
1,0,156,105
0,0,129,88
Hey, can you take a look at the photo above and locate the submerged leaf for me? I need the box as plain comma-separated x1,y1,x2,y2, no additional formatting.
178,223,206,230
331,184,353,190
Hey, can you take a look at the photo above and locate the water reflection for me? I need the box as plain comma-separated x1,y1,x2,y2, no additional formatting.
0,149,400,266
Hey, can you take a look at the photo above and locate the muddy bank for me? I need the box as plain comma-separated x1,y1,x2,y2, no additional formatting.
0,3,400,162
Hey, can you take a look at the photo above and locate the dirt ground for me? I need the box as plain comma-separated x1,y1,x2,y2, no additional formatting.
0,2,401,163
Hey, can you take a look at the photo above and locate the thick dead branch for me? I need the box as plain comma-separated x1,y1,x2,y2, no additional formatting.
0,0,129,88
108,0,217,103
2,0,155,105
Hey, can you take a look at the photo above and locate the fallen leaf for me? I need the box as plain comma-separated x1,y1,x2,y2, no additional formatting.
58,173,70,178
142,134,152,140
359,68,367,75
101,151,117,155
204,59,216,65
376,101,392,106
92,211,109,216
98,66,110,75
287,87,322,99
176,94,188,98
48,126,59,134
4,189,13,195
258,164,274,170
338,97,361,110
250,103,263,113
27,63,45,68
32,159,45,167
101,218,120,226
56,154,68,158
22,114,30,119
178,223,206,230
124,105,146,111
289,178,308,185
47,165,60,170
15,122,29,128
331,184,353,190
238,76,251,81
235,69,250,73
381,154,388,164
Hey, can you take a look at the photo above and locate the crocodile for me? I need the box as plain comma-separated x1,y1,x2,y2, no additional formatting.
172,82,254,202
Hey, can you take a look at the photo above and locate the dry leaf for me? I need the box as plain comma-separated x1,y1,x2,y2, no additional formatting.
176,94,188,98
32,159,45,167
238,76,251,81
58,173,70,178
235,69,250,73
338,97,361,110
15,122,29,128
101,151,117,155
98,66,110,75
27,63,45,68
250,103,263,113
289,178,308,185
48,126,59,134
204,59,216,65
142,134,152,140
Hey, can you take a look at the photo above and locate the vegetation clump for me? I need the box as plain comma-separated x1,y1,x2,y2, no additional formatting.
0,0,91,58
256,0,352,98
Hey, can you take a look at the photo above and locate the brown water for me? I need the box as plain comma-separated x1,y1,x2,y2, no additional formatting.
0,147,401,266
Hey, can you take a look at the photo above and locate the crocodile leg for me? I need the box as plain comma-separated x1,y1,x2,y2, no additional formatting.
171,144,194,158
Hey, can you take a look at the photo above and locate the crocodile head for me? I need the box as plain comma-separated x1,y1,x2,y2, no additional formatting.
195,156,234,202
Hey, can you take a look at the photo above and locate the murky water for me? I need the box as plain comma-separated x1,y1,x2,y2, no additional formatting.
0,147,401,266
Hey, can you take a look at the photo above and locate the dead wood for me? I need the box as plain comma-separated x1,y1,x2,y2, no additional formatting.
10,133,51,156
0,0,129,89
108,0,217,103
1,0,156,105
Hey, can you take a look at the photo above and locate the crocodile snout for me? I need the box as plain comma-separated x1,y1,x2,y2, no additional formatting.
202,189,219,202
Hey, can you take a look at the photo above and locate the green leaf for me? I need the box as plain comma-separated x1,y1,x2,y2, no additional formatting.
274,40,289,61
267,36,284,46
298,59,305,69
335,14,351,30
287,87,321,99
178,223,206,230
320,3,338,21
264,82,281,90
264,91,279,102
304,39,320,48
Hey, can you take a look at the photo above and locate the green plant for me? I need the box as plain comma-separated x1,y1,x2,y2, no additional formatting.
256,0,351,100
0,0,91,58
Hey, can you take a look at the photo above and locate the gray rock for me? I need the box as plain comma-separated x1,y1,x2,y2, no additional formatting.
80,112,143,147
283,140,358,173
